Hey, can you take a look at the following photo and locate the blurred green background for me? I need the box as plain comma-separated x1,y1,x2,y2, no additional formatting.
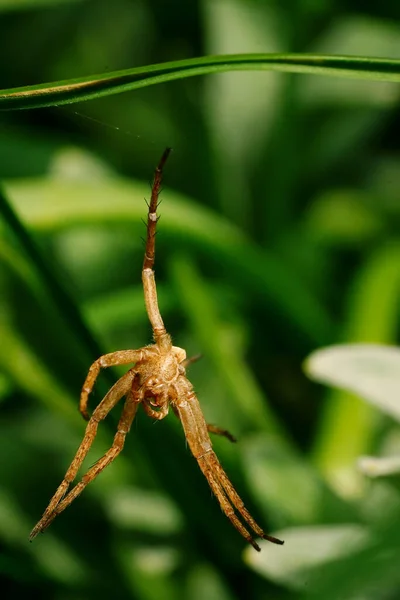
1,1,400,599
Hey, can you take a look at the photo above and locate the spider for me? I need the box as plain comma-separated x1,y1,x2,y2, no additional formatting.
29,148,284,552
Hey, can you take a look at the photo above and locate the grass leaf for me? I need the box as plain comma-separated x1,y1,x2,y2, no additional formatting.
2,54,400,110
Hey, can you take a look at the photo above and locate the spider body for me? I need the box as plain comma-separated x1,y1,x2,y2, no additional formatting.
135,343,190,419
30,148,283,552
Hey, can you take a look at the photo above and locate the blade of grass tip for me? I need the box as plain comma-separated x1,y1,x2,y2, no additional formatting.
0,185,103,361
1,54,400,110
310,243,400,497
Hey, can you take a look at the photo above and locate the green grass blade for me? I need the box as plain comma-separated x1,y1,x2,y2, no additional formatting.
1,54,400,110
0,0,86,12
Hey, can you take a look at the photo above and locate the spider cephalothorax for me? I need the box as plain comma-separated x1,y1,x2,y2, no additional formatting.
135,344,191,419
30,148,284,552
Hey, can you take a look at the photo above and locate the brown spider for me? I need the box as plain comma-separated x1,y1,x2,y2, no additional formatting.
29,148,284,552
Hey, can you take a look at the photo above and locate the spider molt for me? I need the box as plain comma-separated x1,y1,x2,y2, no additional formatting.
30,148,284,552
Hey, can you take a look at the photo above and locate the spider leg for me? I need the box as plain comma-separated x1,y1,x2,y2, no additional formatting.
202,450,283,545
206,424,237,444
203,464,261,551
181,353,202,369
80,349,146,420
171,405,236,443
30,370,137,540
175,391,283,550
42,383,139,533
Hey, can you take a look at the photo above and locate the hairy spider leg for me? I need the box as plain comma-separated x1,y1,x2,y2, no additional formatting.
206,424,237,444
202,450,283,545
142,147,172,351
175,391,283,551
206,469,261,551
181,353,202,369
80,349,146,419
172,405,236,443
29,370,138,540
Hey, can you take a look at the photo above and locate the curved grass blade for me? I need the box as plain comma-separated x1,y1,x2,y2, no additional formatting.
1,54,400,111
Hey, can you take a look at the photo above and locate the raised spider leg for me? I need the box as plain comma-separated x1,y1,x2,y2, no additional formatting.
80,349,146,420
175,391,283,550
30,370,138,540
142,148,172,351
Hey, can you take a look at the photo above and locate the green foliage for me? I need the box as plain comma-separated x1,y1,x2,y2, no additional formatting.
304,343,400,597
1,1,400,600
